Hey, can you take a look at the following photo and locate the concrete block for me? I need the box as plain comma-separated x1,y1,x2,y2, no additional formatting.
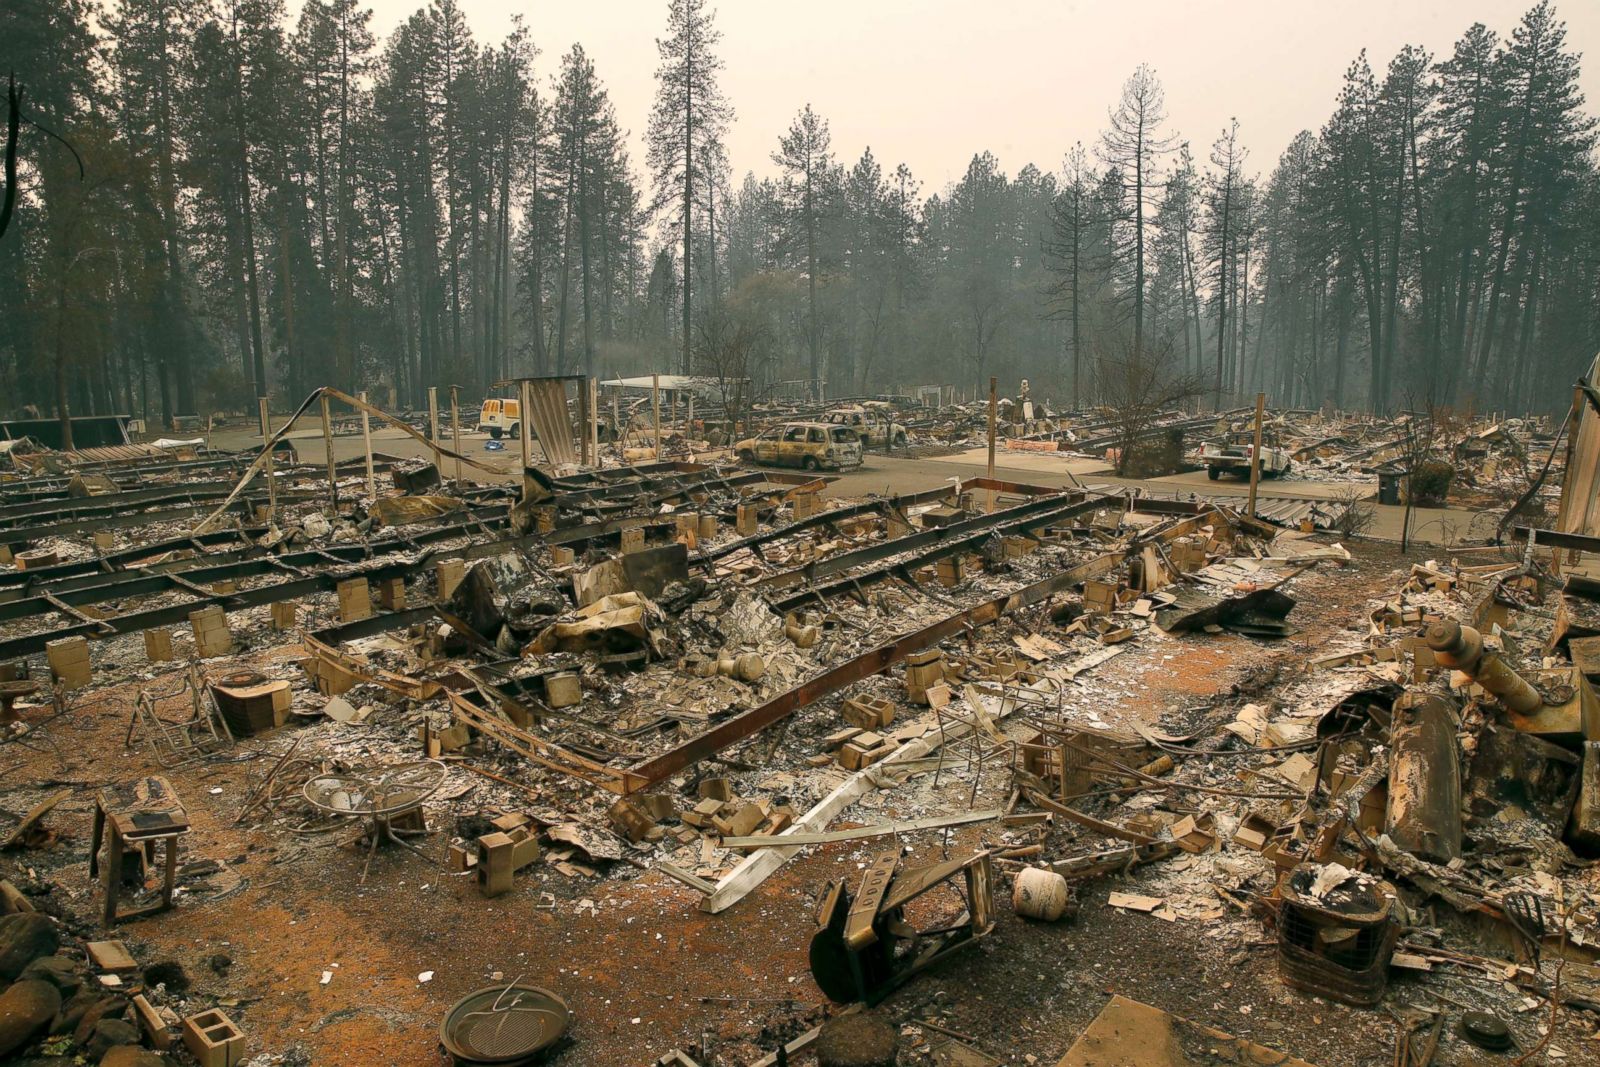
544,672,581,709
336,578,371,623
189,606,233,658
843,696,895,730
132,992,173,1051
181,1009,244,1067
476,827,538,896
435,558,466,601
375,577,405,612
1002,535,1035,559
696,778,733,802
609,799,656,843
45,636,90,690
904,649,945,703
143,629,174,664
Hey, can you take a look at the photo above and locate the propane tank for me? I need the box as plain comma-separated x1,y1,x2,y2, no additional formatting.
1011,868,1074,921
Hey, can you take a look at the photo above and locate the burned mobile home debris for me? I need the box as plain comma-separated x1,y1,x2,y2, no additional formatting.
2,379,1600,1067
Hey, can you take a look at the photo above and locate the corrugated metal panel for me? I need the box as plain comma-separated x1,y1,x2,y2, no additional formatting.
1557,353,1600,535
62,444,172,465
526,379,578,468
1050,482,1352,530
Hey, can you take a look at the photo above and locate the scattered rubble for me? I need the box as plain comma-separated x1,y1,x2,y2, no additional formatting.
1,388,1597,1066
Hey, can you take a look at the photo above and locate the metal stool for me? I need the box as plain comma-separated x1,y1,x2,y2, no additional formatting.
90,775,190,926
933,686,1016,809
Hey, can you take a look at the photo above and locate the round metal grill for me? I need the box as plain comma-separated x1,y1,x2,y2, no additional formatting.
441,985,570,1065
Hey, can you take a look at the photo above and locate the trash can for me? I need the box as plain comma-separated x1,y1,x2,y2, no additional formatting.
1378,471,1402,506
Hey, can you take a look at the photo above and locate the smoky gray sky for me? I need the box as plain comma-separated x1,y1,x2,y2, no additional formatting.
342,0,1600,191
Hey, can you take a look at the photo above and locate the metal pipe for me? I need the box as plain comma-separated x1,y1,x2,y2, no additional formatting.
1425,620,1542,715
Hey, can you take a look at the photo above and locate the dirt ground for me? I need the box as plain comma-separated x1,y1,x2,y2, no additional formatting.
5,533,1533,1067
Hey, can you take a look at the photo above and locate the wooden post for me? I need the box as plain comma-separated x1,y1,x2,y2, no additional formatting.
652,373,662,461
427,386,439,448
986,376,998,513
258,397,276,521
1246,391,1266,518
358,390,376,498
320,391,339,512
518,379,533,470
587,376,599,465
582,382,595,470
1555,384,1584,533
449,385,462,485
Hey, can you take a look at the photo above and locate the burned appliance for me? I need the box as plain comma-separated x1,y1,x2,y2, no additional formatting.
808,849,994,1005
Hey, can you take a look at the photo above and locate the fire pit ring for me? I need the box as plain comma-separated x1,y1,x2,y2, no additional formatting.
440,983,571,1065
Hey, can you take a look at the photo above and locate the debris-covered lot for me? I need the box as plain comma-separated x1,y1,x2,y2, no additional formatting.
2,400,1600,1067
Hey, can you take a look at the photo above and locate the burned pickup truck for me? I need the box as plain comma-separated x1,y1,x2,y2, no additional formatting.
1201,430,1293,481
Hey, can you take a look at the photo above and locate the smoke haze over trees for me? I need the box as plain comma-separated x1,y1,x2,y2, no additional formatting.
1,0,1596,427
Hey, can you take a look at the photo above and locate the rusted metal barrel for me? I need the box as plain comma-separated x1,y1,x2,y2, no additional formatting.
1425,620,1542,715
1386,693,1462,863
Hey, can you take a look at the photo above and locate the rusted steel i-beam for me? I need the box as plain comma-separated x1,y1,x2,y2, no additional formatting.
754,492,1091,595
765,498,1103,614
617,517,1209,792
624,543,1177,793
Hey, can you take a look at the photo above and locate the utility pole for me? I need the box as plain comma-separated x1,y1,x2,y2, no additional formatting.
587,377,599,465
449,386,462,485
320,391,338,512
258,397,276,520
1246,392,1266,517
518,380,532,470
986,376,998,513
652,374,662,460
358,391,375,499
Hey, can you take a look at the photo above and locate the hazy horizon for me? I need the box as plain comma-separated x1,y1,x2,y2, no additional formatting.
317,0,1600,190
